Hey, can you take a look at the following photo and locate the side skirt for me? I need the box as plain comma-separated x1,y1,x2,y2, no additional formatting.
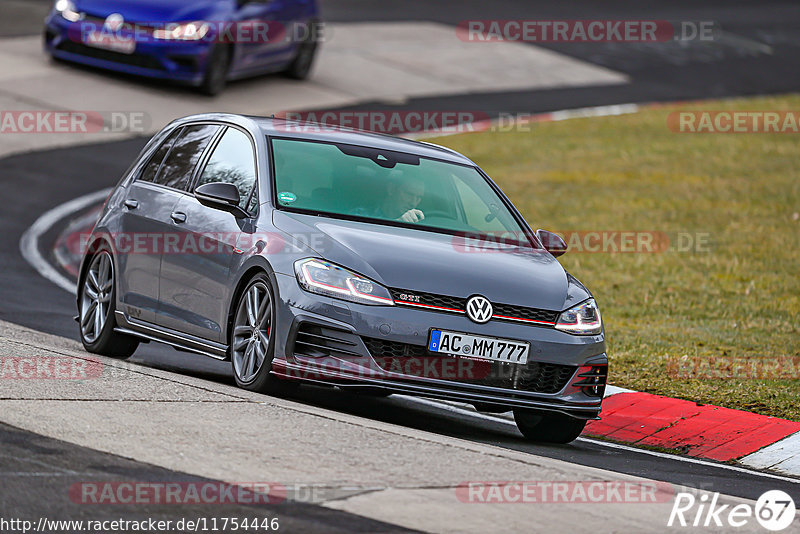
114,311,229,360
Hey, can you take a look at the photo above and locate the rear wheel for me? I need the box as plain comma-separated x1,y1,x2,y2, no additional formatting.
231,274,296,395
513,409,587,444
78,249,138,359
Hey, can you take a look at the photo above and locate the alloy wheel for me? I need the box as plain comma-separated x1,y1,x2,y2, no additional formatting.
232,281,273,383
79,251,113,344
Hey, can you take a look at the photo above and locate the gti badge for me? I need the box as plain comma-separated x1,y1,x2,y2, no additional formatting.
466,295,493,324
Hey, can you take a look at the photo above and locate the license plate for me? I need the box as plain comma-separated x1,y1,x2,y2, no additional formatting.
428,329,529,365
84,31,136,54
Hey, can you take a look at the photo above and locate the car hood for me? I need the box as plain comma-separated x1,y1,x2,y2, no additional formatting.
74,0,227,22
273,212,572,311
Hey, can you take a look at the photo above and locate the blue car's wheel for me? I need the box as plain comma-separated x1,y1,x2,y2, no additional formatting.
200,45,230,96
284,30,318,80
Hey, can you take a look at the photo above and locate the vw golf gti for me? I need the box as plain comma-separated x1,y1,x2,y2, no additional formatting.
77,113,608,443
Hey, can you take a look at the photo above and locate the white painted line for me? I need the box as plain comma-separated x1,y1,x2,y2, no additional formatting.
740,431,800,474
400,396,800,484
407,103,641,140
19,188,111,295
604,385,635,397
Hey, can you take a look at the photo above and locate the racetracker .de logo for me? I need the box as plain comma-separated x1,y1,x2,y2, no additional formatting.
275,111,490,135
456,481,674,503
0,111,149,134
69,482,287,505
66,20,325,45
0,356,103,380
456,20,715,42
451,231,694,254
667,111,800,133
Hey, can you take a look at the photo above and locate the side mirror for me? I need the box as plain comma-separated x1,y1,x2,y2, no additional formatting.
195,182,248,218
536,229,567,257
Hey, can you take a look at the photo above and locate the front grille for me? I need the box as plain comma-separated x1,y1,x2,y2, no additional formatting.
492,303,559,324
389,288,559,326
364,337,575,393
292,324,362,359
56,41,165,71
391,289,466,311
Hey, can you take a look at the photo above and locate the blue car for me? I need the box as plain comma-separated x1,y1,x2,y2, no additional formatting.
44,0,320,95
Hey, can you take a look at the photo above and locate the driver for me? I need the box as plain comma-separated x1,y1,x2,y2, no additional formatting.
353,175,426,223
379,177,425,223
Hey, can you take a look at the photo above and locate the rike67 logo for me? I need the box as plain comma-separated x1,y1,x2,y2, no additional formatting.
669,490,796,531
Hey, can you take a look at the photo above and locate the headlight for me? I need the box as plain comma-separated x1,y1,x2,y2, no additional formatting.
152,21,210,41
294,259,395,306
555,298,602,335
54,0,81,22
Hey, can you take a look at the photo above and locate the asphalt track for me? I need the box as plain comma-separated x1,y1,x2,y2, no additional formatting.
0,422,418,533
1,0,800,527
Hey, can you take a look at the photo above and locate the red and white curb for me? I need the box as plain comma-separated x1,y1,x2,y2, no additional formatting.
588,386,800,476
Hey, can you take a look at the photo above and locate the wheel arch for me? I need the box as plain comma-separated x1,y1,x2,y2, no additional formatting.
76,235,117,305
224,256,279,345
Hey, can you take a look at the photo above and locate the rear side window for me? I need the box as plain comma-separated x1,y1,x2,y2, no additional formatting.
138,128,182,184
154,124,220,191
195,127,258,211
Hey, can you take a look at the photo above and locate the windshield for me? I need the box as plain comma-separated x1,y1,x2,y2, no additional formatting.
270,137,532,244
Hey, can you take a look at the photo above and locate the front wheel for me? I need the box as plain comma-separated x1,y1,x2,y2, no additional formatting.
78,249,138,359
199,45,230,96
230,274,296,395
513,409,587,444
283,35,317,80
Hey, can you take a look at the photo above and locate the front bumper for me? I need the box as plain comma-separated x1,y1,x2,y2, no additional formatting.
271,273,608,419
44,14,212,84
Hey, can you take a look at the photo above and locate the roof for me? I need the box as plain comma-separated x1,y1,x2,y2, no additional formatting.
163,113,476,166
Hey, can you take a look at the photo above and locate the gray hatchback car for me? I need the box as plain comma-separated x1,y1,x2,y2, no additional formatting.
77,113,608,443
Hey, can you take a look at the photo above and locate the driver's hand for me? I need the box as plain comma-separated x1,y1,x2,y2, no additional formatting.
399,209,425,223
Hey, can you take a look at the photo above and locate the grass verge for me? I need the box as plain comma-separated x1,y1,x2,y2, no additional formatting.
430,95,800,420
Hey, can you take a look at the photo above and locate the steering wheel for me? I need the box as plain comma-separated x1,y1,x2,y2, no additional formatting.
420,209,456,221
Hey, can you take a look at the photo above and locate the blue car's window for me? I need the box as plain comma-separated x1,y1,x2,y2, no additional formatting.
270,138,529,242
155,124,220,191
138,127,182,184
195,127,258,212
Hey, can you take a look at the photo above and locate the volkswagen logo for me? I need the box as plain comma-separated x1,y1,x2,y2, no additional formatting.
466,295,493,324
104,13,124,31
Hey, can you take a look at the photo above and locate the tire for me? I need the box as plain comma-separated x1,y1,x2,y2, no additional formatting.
283,30,318,80
513,409,587,444
199,45,230,96
78,249,139,359
230,273,297,395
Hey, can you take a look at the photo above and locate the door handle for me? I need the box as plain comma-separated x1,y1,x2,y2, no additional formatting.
170,212,187,224
124,199,139,210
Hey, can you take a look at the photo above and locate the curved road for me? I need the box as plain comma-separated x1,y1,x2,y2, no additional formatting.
1,0,799,527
